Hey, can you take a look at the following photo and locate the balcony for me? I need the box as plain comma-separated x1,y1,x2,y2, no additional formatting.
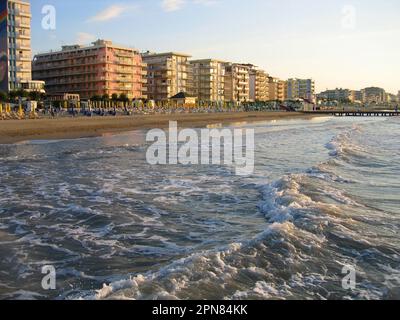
16,69,31,75
15,31,31,39
115,52,134,58
149,64,174,72
15,20,30,29
14,9,32,18
16,54,31,61
236,69,249,75
115,60,134,66
115,68,133,74
237,82,249,87
116,78,133,83
15,43,31,51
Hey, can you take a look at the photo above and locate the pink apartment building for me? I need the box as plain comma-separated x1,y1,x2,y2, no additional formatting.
32,39,147,100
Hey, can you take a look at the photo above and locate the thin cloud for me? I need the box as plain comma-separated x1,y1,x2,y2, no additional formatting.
161,0,217,12
76,32,96,45
87,4,138,23
162,0,185,12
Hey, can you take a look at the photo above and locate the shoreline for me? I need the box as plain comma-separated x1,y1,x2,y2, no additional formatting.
0,112,325,144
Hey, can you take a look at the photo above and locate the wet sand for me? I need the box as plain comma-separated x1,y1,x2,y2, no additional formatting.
0,112,323,144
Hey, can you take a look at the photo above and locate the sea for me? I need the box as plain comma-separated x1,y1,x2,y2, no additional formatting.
0,116,399,300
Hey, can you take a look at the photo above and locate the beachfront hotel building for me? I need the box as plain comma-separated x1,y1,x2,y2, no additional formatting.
224,63,251,103
190,59,225,104
268,77,285,101
361,87,386,104
350,90,362,103
249,66,269,102
32,40,147,100
142,52,193,102
286,78,315,101
0,0,44,93
386,93,398,103
318,88,352,101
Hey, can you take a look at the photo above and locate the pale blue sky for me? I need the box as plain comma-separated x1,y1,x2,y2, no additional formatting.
29,0,400,93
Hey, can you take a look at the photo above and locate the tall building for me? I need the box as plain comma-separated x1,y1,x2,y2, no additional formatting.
143,52,192,102
286,78,315,101
386,93,398,103
190,59,225,104
361,87,386,104
32,40,146,100
268,77,285,101
350,90,362,103
224,63,251,103
278,80,286,101
249,66,269,102
0,0,44,93
318,88,351,101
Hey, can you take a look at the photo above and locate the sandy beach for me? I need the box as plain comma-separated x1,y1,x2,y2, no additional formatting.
0,111,323,144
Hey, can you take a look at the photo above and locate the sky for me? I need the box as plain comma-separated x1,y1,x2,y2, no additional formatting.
29,0,400,93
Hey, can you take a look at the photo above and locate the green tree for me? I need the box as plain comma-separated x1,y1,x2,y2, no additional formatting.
119,93,128,102
111,93,119,101
102,94,110,101
53,101,61,109
16,89,29,99
8,90,18,102
28,91,41,101
0,91,7,102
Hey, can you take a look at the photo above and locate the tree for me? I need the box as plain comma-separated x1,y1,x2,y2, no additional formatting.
119,93,128,102
28,91,41,101
0,91,7,102
8,90,18,102
111,93,119,101
102,94,110,101
91,95,101,101
53,101,61,109
16,89,29,98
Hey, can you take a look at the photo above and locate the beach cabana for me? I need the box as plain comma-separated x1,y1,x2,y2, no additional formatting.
169,92,197,108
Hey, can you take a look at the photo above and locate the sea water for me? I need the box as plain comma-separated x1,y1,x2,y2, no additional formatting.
0,116,399,300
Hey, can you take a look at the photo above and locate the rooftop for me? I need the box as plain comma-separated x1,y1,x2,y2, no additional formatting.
142,51,192,58
35,39,138,56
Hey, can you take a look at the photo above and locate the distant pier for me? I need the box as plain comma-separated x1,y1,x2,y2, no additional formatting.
303,111,400,117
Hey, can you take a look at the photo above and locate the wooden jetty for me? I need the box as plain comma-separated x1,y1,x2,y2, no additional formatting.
303,111,400,117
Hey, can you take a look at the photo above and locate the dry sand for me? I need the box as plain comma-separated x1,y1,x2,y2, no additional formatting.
0,112,324,144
